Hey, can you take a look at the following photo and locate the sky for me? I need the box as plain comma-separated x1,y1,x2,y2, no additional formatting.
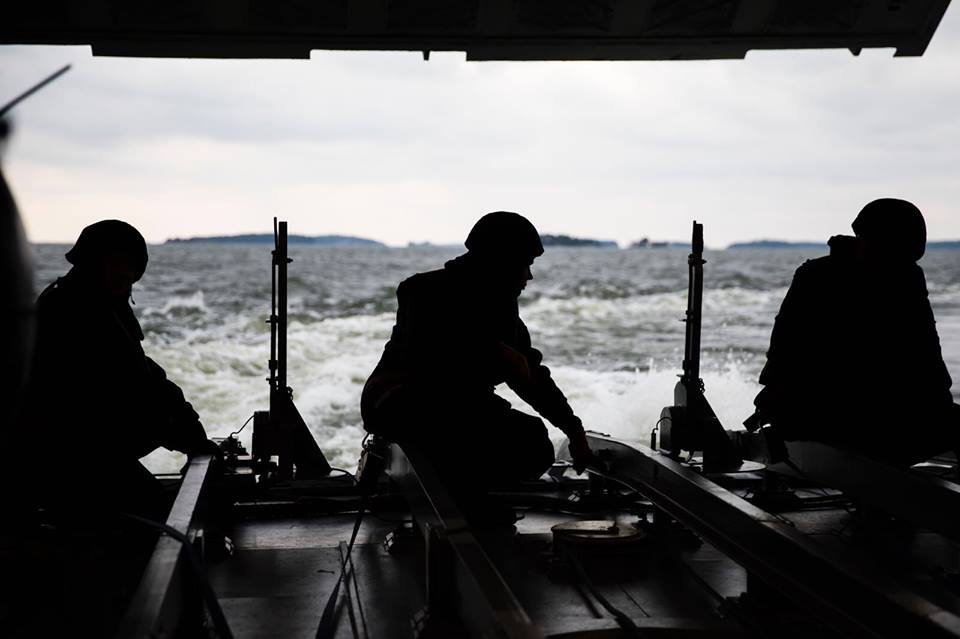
2,9,960,248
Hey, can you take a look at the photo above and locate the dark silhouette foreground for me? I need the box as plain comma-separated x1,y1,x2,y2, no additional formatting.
16,220,219,521
5,220,223,637
362,212,594,524
749,199,960,465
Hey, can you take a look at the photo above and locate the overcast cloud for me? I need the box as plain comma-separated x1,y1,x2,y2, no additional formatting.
2,7,959,247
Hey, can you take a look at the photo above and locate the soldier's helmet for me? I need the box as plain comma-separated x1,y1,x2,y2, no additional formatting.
66,219,149,280
852,199,926,263
465,211,544,265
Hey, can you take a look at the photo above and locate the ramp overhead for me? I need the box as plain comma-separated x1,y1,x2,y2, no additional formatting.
1,0,952,60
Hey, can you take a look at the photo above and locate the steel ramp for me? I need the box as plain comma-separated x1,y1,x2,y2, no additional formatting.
385,443,544,639
585,434,960,639
771,440,960,540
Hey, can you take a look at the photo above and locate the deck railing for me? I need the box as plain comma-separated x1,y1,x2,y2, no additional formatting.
115,454,229,639
385,443,544,639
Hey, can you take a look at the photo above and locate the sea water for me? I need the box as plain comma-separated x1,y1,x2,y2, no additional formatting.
31,244,960,473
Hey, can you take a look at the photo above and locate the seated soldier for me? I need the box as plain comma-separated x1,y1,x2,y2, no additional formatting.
18,220,220,522
361,211,594,522
749,199,959,465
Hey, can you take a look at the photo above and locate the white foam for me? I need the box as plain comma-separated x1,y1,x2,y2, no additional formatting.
929,281,960,306
522,288,787,338
138,281,958,475
143,290,211,316
139,300,766,474
498,363,759,451
141,447,187,474
141,312,392,473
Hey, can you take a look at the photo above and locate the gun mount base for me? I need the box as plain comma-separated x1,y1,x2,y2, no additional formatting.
659,405,763,474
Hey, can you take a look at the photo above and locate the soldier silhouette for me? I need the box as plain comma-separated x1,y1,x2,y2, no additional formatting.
17,220,220,522
362,211,595,523
748,199,959,465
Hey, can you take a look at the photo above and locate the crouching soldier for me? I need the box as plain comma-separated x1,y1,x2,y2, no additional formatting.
17,219,221,522
361,211,595,524
748,199,959,466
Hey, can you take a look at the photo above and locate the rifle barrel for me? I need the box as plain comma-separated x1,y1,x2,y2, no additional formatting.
684,221,704,385
277,222,288,393
269,218,278,388
692,222,704,255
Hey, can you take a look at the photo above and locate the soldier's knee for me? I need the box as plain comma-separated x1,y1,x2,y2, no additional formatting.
533,435,556,477
516,415,554,478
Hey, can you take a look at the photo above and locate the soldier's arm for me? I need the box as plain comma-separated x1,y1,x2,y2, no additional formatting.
144,357,215,455
913,271,954,404
506,320,583,437
754,262,817,422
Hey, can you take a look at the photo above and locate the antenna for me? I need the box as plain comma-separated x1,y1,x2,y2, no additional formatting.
0,65,72,118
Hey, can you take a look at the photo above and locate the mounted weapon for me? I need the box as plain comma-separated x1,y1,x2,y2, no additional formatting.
251,219,332,479
658,221,744,472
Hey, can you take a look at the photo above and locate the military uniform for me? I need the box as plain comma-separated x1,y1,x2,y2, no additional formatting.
363,213,591,501
19,260,212,519
755,234,959,464
363,253,586,483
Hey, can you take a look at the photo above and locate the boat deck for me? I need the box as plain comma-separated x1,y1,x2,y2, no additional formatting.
211,514,419,639
115,440,960,639
210,509,749,639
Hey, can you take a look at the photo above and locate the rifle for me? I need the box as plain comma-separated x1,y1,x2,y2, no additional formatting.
658,222,743,472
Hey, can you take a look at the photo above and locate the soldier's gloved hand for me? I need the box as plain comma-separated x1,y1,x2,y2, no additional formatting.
498,341,532,386
760,426,789,465
192,438,224,462
742,410,766,433
568,430,597,474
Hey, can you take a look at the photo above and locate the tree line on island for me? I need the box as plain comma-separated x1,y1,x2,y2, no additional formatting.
166,233,385,247
164,233,683,248
166,234,960,250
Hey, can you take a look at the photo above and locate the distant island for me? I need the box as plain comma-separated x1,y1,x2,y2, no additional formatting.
727,240,827,250
540,234,617,248
407,241,460,248
728,240,960,250
629,238,691,249
166,234,385,247
162,234,960,251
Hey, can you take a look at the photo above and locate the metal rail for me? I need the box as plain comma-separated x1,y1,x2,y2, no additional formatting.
586,434,960,639
775,440,960,540
116,455,216,639
386,443,543,639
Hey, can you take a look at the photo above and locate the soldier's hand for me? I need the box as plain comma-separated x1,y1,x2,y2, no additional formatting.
193,438,224,462
742,410,768,433
498,341,532,386
568,430,597,474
